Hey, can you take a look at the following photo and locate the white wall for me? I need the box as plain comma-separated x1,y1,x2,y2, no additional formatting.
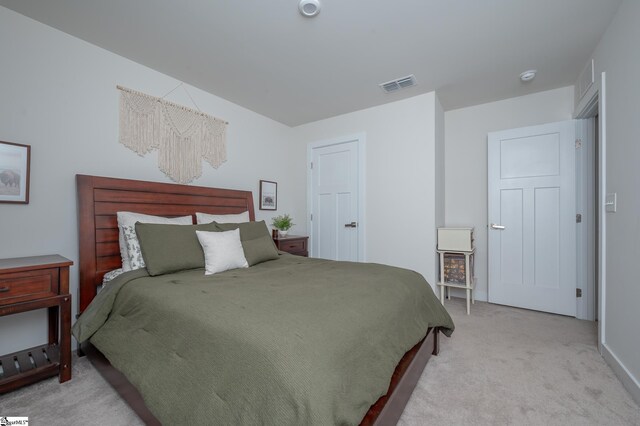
576,0,640,402
293,93,442,286
0,7,305,354
444,86,575,301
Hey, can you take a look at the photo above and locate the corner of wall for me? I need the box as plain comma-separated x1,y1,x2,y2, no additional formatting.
434,93,445,227
434,94,445,284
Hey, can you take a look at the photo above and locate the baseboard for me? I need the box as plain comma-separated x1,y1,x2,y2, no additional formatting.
601,342,640,406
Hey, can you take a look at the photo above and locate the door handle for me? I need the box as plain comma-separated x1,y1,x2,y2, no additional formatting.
490,223,506,230
344,222,357,228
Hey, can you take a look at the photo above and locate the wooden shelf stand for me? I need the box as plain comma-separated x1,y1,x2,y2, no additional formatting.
437,249,475,315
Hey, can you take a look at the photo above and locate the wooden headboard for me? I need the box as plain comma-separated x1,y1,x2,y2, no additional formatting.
76,174,255,313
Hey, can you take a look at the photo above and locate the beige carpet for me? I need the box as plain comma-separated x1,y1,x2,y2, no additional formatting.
399,298,640,426
1,299,638,425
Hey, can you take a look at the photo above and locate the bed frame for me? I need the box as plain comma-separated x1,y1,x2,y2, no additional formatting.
76,174,440,426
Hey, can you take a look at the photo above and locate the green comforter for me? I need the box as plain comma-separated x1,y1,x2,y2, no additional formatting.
73,254,454,425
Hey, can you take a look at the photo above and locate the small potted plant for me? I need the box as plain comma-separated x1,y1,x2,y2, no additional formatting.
272,214,294,238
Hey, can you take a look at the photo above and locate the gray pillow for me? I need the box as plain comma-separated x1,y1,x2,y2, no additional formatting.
135,222,218,276
214,220,279,266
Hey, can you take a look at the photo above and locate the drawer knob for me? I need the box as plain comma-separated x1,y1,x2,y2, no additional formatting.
0,286,9,293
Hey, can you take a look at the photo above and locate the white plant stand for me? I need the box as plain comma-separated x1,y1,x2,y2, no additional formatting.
437,249,475,315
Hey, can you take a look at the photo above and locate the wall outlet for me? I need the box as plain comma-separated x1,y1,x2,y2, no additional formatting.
605,192,617,213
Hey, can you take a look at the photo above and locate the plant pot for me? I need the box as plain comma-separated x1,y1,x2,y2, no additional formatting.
278,230,289,238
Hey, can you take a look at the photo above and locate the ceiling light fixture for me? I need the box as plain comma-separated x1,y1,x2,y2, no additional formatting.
520,70,537,82
299,0,321,17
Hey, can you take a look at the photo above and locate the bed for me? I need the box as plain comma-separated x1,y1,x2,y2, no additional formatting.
74,174,454,425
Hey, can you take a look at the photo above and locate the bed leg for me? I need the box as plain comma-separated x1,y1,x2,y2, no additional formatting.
77,343,85,358
432,328,440,356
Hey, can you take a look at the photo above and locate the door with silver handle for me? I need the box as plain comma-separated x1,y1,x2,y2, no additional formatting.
344,222,357,228
490,223,505,230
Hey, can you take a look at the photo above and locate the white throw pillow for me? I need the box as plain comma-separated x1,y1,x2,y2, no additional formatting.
117,212,193,271
196,229,248,275
195,211,250,224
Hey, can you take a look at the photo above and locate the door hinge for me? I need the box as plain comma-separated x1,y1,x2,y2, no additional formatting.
310,162,313,169
575,139,582,149
310,213,313,221
576,213,582,223
576,288,582,298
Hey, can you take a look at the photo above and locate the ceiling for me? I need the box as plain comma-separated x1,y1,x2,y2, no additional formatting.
0,0,621,126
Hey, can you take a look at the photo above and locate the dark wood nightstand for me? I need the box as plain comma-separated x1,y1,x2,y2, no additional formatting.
0,255,73,393
273,235,309,257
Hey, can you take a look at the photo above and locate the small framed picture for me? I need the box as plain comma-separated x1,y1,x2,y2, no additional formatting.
259,180,277,210
0,141,31,204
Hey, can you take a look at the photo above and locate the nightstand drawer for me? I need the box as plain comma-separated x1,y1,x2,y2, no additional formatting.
280,239,306,252
273,235,309,257
0,268,59,306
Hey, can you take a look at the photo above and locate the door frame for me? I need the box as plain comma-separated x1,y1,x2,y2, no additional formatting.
575,117,596,321
575,72,607,351
306,133,367,261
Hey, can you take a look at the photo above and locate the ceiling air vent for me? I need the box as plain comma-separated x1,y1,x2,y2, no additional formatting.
380,75,417,93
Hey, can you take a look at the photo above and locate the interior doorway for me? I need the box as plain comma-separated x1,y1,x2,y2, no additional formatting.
307,134,366,261
487,120,577,316
487,116,599,322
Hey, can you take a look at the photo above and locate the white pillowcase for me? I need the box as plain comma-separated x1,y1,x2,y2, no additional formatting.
195,211,250,224
117,212,193,271
196,229,248,275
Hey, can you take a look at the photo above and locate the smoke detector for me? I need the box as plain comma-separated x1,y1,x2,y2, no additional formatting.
520,70,537,82
379,75,417,93
299,0,321,17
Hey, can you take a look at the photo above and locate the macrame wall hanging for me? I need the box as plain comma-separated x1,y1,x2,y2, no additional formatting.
117,84,228,184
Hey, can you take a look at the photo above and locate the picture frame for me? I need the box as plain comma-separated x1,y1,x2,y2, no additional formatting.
0,141,31,204
259,180,277,210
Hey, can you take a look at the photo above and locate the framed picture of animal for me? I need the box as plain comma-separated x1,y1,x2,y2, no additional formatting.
0,141,30,204
259,179,277,210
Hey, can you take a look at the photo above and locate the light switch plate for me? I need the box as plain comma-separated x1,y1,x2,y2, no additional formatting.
605,192,617,212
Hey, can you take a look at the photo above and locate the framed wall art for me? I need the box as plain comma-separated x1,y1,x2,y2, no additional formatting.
0,141,30,204
259,180,277,210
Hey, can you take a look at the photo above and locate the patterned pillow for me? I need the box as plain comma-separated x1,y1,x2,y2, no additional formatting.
122,225,146,270
102,268,124,285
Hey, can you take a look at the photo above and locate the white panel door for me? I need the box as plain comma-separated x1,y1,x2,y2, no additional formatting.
488,121,576,316
311,141,359,261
